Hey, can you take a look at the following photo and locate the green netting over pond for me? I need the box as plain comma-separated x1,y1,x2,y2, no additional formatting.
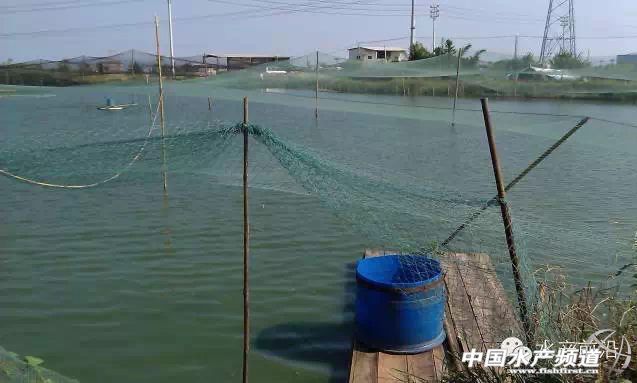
4,48,637,99
1,52,636,377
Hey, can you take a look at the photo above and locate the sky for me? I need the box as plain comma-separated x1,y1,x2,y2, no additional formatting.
1,0,637,63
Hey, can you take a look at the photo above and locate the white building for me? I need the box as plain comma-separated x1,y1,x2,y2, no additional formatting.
348,46,408,62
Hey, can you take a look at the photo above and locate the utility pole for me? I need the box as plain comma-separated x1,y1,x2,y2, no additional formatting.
409,0,415,55
430,4,440,52
167,0,176,79
514,35,519,61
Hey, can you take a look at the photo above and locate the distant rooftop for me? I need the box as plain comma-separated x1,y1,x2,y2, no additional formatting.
348,46,406,52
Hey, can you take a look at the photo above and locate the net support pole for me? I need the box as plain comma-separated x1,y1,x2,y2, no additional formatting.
315,50,319,118
242,96,250,383
451,48,462,126
147,94,153,122
155,16,168,192
480,97,531,342
167,0,176,79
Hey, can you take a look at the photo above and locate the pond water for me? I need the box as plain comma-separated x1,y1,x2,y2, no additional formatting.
1,83,635,382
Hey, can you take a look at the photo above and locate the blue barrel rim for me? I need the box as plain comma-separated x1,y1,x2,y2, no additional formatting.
356,254,443,291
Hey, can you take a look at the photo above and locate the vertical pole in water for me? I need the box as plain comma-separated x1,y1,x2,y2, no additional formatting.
451,48,462,126
167,0,176,79
147,94,153,122
315,50,319,118
480,98,531,342
155,16,168,191
242,97,250,383
208,96,212,111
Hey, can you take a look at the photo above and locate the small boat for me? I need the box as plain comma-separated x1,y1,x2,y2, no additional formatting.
96,97,136,111
97,105,126,111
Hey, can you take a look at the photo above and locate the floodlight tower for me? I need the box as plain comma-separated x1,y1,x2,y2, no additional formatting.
430,4,440,52
539,0,577,66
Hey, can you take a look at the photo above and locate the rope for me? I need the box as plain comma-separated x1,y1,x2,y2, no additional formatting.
0,101,161,189
441,117,590,247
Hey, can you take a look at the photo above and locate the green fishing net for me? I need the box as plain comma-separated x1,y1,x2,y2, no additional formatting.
0,347,78,383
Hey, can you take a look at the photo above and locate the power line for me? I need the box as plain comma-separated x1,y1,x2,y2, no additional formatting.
0,0,148,14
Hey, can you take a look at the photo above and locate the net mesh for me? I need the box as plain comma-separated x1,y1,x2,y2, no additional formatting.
1,46,636,376
0,347,78,383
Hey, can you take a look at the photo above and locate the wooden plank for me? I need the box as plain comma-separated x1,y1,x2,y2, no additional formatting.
440,253,485,353
454,253,522,350
378,353,408,383
407,348,437,383
348,342,378,383
432,345,446,382
365,249,384,258
442,299,465,373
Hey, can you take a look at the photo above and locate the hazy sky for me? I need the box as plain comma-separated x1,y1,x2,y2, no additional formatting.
1,0,636,63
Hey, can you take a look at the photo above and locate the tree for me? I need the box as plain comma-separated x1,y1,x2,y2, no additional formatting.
492,53,536,71
550,51,590,69
79,62,92,75
57,61,71,72
409,42,432,61
97,63,105,74
458,43,486,66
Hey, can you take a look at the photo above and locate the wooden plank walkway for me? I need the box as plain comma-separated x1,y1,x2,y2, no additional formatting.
348,249,522,383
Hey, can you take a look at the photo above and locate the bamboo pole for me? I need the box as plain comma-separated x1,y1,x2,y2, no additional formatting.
451,48,462,126
155,16,167,191
147,94,153,122
242,97,250,383
315,50,319,118
208,96,212,111
480,98,531,342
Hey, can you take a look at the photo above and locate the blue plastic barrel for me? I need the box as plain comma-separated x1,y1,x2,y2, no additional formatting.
355,254,446,353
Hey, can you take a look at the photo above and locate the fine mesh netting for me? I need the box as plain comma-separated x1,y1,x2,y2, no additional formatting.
0,347,78,383
2,47,637,366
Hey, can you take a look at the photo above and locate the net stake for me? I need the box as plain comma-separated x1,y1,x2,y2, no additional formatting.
452,48,462,126
147,94,153,122
480,97,531,343
242,96,250,383
315,50,319,118
155,16,168,191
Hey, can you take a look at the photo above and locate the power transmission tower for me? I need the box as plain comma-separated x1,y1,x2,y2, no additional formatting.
539,0,576,66
430,4,439,52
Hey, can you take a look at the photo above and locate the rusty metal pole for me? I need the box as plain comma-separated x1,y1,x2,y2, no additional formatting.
480,97,531,341
242,96,250,383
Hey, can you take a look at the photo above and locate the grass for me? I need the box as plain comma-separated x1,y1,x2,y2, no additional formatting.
436,265,637,382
